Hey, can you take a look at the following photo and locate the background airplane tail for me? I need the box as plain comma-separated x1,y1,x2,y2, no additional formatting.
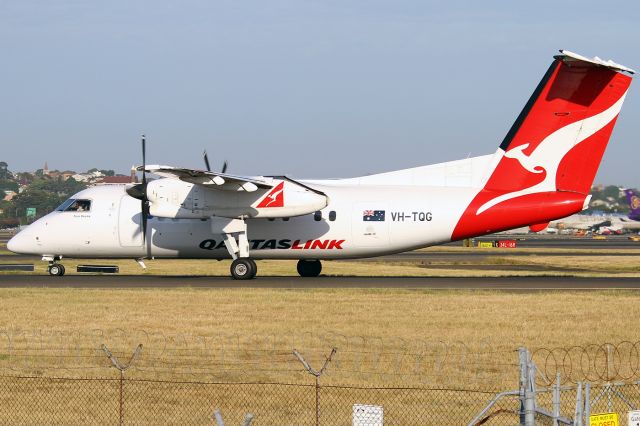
625,189,640,221
452,51,634,240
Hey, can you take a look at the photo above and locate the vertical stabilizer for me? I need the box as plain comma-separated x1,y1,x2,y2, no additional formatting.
452,50,633,240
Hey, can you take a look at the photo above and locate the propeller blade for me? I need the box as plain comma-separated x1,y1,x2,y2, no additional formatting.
141,201,148,245
221,160,228,174
204,150,212,172
141,135,147,189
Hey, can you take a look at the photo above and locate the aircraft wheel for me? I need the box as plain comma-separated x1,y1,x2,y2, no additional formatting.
247,258,257,274
297,259,322,277
230,258,257,280
48,264,65,276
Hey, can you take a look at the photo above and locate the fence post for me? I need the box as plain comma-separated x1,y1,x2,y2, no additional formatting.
293,348,337,426
214,409,225,426
518,347,528,426
574,382,583,426
607,345,614,412
102,344,143,426
553,372,561,426
212,409,254,425
585,383,591,426
524,360,536,426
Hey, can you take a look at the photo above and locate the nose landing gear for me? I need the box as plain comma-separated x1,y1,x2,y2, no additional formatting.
43,255,65,276
48,263,66,276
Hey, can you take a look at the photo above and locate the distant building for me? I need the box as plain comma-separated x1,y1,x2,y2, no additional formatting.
96,176,135,185
61,171,76,180
72,173,90,182
3,190,16,202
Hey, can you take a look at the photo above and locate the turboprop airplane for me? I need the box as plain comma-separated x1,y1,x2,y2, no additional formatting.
7,50,635,279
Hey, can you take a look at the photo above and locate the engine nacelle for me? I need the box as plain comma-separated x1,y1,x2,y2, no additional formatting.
146,178,327,219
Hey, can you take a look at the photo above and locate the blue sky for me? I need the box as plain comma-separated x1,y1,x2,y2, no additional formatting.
1,1,638,185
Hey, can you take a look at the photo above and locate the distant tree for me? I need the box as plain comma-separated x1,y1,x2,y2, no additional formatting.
29,176,86,196
603,185,620,199
0,162,11,180
34,169,44,177
0,179,19,192
87,168,98,173
15,172,34,185
100,169,115,177
11,189,65,219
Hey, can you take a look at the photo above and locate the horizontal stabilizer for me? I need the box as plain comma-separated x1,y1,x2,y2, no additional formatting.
557,50,635,74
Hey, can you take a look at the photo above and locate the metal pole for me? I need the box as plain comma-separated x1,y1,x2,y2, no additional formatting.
518,348,528,426
101,344,143,426
315,376,320,426
524,361,536,426
213,409,225,426
119,370,124,426
585,383,591,426
607,345,613,412
293,348,336,426
574,382,583,426
552,373,561,426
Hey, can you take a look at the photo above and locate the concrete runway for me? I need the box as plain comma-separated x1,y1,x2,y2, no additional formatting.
2,232,640,290
1,274,640,290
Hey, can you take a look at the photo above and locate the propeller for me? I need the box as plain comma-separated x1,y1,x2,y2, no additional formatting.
203,150,229,174
126,135,151,254
203,150,212,172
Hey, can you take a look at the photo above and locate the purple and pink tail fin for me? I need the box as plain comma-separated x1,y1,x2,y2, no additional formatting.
625,189,640,221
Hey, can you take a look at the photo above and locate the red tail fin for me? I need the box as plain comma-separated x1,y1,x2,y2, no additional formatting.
452,50,633,240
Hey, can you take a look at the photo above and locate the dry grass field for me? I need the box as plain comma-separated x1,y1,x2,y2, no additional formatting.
1,286,639,386
2,236,640,424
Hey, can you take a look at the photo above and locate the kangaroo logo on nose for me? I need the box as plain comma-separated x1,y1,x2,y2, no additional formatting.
476,95,626,215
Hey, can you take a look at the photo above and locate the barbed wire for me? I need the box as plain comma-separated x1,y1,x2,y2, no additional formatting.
532,341,640,385
0,328,521,386
9,329,640,387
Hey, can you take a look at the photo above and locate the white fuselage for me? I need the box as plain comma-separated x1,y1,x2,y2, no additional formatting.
9,180,480,260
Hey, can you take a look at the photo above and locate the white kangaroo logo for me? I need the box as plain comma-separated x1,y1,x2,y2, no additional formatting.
264,187,284,207
477,93,627,215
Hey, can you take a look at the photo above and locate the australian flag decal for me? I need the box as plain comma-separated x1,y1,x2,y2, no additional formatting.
363,210,385,221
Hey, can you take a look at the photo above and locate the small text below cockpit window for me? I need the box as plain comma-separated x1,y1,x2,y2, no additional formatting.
57,199,92,212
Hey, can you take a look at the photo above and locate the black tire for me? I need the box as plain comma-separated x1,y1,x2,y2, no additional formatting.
48,264,64,276
230,258,256,280
247,258,257,274
297,259,322,277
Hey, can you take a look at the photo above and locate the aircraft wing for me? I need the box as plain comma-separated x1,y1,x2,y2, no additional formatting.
140,165,274,192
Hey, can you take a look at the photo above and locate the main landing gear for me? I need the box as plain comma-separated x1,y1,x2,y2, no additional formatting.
297,259,322,277
219,219,258,280
230,258,257,280
216,219,322,280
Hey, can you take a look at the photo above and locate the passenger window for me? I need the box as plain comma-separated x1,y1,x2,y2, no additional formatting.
314,211,322,221
65,199,91,212
329,211,336,221
282,217,290,221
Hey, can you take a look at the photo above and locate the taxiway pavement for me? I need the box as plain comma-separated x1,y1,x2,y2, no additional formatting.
0,275,639,290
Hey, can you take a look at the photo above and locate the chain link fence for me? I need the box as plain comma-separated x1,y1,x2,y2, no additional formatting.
1,330,640,424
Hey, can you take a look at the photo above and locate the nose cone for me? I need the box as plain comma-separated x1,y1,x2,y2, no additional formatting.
7,232,35,254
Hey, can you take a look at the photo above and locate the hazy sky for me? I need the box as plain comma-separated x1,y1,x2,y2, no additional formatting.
1,1,638,185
